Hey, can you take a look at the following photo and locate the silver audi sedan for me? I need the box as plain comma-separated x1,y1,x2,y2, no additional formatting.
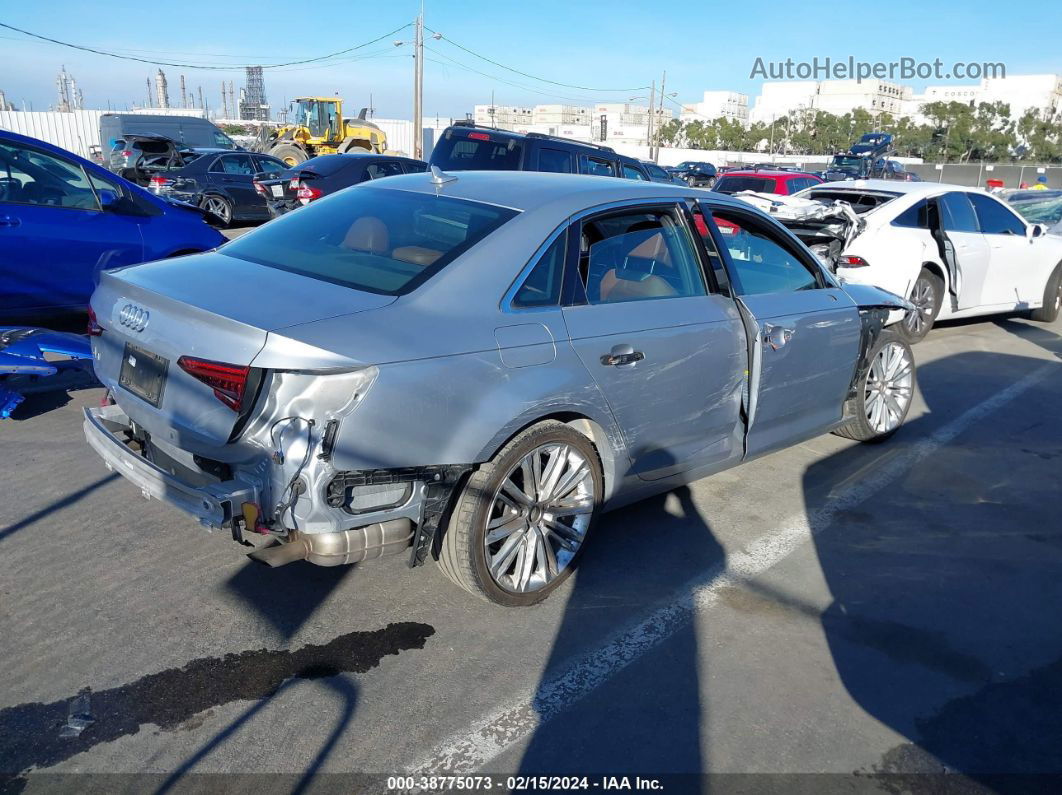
85,170,914,606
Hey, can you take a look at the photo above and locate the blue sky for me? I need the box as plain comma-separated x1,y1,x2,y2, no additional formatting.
1,0,1059,118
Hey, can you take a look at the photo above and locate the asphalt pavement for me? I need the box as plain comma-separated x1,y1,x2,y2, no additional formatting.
2,313,1061,792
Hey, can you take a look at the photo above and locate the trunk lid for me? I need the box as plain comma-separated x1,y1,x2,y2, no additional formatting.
91,251,395,448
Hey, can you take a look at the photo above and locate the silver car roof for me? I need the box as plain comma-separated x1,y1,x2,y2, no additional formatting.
361,169,751,215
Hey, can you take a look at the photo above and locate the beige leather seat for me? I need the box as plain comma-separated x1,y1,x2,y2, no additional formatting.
342,217,389,253
599,270,677,302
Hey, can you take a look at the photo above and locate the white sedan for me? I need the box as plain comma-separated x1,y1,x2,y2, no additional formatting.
795,180,1062,342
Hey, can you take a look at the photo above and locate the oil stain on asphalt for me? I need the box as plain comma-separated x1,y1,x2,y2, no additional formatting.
0,622,434,776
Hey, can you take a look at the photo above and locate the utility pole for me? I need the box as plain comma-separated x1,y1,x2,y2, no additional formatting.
654,70,667,162
646,80,656,158
146,78,152,109
413,7,424,159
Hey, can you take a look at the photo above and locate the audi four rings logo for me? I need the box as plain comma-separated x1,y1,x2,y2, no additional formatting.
119,303,149,332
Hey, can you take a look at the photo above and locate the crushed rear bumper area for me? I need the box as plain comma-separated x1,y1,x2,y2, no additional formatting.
83,403,259,529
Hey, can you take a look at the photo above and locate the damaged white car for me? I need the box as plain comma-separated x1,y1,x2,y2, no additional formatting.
733,180,1062,342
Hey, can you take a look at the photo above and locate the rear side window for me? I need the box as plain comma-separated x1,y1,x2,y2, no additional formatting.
431,133,522,170
714,176,773,194
892,200,930,228
538,148,573,173
366,162,403,179
210,155,255,175
940,192,979,233
222,187,518,295
967,192,1025,235
255,157,286,175
513,229,567,308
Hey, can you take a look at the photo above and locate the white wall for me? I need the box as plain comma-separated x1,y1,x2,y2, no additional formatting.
0,108,206,158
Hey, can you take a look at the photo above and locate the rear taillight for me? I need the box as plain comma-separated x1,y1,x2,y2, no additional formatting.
177,356,250,412
87,306,104,336
149,176,173,189
297,185,322,200
253,181,266,196
121,150,134,158
838,255,870,268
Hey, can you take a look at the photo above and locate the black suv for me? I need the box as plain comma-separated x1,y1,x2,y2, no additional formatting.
430,125,657,182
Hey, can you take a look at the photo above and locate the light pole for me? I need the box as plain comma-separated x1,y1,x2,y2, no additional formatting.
395,10,441,159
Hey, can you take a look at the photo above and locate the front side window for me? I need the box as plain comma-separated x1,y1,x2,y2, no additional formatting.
967,192,1026,235
939,192,980,233
513,229,567,308
711,210,820,295
0,141,100,210
577,207,706,304
538,148,573,173
582,156,616,178
222,187,518,295
622,164,648,181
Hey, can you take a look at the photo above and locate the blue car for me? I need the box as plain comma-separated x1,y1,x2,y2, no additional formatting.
0,130,225,319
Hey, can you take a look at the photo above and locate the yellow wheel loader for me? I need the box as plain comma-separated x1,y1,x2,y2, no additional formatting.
261,97,387,166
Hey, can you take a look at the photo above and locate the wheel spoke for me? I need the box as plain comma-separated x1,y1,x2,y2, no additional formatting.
519,455,538,502
500,477,533,507
515,533,537,591
486,516,525,545
549,461,590,503
490,529,525,578
539,526,560,578
548,497,594,516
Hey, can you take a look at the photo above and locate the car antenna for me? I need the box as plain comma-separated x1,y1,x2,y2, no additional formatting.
430,165,457,189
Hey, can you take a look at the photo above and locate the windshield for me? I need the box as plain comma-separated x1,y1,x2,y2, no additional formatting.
1009,194,1062,226
293,99,339,139
714,176,773,194
830,156,864,170
222,187,518,295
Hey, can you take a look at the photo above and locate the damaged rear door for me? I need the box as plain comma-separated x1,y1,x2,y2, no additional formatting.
701,202,861,457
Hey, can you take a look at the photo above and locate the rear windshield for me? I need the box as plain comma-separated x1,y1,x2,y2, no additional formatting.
221,187,518,295
714,176,774,194
296,154,358,177
431,133,523,171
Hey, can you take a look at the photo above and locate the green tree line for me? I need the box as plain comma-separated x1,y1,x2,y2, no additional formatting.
656,101,1062,163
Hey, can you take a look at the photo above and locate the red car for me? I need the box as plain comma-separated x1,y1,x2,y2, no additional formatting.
712,169,822,196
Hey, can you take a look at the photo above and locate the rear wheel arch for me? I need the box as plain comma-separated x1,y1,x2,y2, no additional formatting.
921,260,948,293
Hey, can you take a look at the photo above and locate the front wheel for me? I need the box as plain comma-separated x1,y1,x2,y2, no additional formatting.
897,268,943,344
833,331,915,443
438,421,602,606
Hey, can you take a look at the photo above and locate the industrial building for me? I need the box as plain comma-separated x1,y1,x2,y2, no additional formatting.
470,102,673,146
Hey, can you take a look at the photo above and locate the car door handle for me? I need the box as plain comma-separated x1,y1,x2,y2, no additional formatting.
600,344,645,367
0,215,21,228
763,324,794,350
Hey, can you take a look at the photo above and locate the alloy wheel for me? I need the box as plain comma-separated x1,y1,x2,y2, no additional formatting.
904,277,936,336
483,442,595,593
203,196,231,226
864,341,914,434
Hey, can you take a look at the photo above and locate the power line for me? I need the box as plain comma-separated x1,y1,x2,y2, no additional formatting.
426,28,648,93
0,21,411,70
425,46,616,105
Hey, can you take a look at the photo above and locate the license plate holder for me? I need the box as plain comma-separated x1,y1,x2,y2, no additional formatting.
118,343,168,408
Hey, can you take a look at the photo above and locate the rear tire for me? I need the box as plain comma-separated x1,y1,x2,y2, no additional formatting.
269,144,309,167
833,330,915,443
1030,265,1062,323
897,268,943,344
704,176,717,189
438,421,602,606
199,194,233,228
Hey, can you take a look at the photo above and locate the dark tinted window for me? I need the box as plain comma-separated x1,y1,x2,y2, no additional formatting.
578,207,706,304
403,161,428,173
223,188,518,295
514,230,567,307
0,141,100,210
210,154,255,175
366,161,403,180
892,199,930,228
712,211,819,295
582,156,615,177
622,164,648,181
538,148,573,173
255,157,287,175
431,133,522,171
645,163,670,181
968,192,1025,235
940,192,979,232
713,176,774,194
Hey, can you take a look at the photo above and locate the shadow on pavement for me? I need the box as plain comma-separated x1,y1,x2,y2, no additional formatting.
0,472,119,544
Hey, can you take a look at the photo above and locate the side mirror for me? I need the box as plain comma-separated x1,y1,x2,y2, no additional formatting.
97,189,121,210
1027,223,1046,239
